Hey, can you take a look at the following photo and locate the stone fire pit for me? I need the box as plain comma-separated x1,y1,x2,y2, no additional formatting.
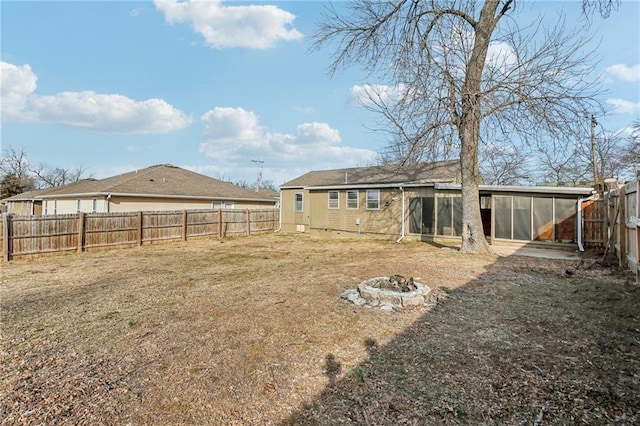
341,275,431,311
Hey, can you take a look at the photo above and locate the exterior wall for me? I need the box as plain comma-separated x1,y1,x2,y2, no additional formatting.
43,197,108,215
39,196,275,215
280,189,310,232
7,200,38,215
308,187,405,239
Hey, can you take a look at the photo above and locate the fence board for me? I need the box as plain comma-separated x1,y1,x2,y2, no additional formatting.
1,208,279,260
583,199,606,251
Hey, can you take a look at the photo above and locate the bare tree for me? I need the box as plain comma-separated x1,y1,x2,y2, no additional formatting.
30,162,93,189
313,0,616,253
479,142,532,185
1,146,93,195
0,147,36,197
536,140,589,186
620,120,640,180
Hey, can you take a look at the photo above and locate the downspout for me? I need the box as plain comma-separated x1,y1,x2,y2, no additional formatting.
577,192,597,252
275,192,282,232
106,193,112,213
396,186,406,243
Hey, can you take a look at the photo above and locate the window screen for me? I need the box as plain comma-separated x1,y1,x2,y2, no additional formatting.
366,189,380,210
423,196,435,235
513,196,531,240
347,190,359,209
295,193,303,212
494,196,511,239
409,198,421,234
328,191,339,209
533,198,553,241
453,197,463,236
555,198,576,241
437,197,452,235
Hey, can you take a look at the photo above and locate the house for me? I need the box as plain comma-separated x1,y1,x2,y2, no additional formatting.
280,161,595,249
3,164,278,215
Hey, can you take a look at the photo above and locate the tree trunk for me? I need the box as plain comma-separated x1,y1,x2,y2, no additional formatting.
458,0,500,254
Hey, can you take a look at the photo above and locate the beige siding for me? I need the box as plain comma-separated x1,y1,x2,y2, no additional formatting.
280,189,310,232
306,188,404,239
36,196,275,215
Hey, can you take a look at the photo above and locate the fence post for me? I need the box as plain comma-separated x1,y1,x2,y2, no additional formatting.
182,210,188,241
137,211,143,246
218,209,223,239
246,209,250,236
2,214,9,262
618,186,627,268
77,212,85,253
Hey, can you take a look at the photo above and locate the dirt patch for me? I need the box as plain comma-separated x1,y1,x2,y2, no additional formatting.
1,234,637,425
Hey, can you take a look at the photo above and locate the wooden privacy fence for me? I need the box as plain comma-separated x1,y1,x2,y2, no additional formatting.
604,180,639,282
1,208,279,261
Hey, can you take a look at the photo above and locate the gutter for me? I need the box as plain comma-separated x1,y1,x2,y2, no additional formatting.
37,192,275,203
396,186,406,243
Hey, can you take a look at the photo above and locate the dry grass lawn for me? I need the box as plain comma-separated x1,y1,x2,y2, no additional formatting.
1,234,638,425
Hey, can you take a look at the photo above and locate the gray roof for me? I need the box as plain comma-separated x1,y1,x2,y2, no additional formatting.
2,185,71,202
281,160,461,189
9,165,275,202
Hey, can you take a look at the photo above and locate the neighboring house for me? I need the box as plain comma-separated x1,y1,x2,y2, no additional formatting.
3,164,278,215
280,161,595,249
1,186,60,215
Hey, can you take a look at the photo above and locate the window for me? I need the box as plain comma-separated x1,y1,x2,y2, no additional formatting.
513,196,532,240
328,191,339,209
212,201,222,209
92,198,97,213
366,189,380,210
555,198,576,241
295,192,303,212
495,196,512,239
347,190,359,210
224,201,234,209
434,196,462,236
44,200,49,215
533,198,553,241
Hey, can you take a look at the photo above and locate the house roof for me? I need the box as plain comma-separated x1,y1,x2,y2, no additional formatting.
11,165,275,202
281,160,461,189
2,185,69,202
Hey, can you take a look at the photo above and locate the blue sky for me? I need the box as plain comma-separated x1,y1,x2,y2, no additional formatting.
1,1,639,187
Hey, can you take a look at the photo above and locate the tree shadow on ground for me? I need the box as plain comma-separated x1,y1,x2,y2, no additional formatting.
282,256,640,425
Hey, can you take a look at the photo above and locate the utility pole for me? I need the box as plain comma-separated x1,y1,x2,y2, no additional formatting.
251,159,264,192
590,115,599,190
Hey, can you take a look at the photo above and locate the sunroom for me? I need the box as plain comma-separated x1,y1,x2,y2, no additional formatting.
407,184,595,247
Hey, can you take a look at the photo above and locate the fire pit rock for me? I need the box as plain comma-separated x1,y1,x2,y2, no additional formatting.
341,275,431,310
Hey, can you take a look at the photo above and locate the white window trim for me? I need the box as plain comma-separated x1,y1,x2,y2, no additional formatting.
224,201,235,209
366,189,380,210
328,190,340,209
295,192,303,212
347,190,359,210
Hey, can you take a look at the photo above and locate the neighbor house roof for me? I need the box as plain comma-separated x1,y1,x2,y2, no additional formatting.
2,185,69,202
21,164,275,202
280,160,461,189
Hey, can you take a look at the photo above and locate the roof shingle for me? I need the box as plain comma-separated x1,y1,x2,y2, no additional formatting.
281,160,461,188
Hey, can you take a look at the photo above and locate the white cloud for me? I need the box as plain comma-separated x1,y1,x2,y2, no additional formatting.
154,0,303,49
294,105,314,114
198,106,376,180
0,61,191,133
349,84,409,107
606,98,640,115
1,62,38,120
605,64,640,82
